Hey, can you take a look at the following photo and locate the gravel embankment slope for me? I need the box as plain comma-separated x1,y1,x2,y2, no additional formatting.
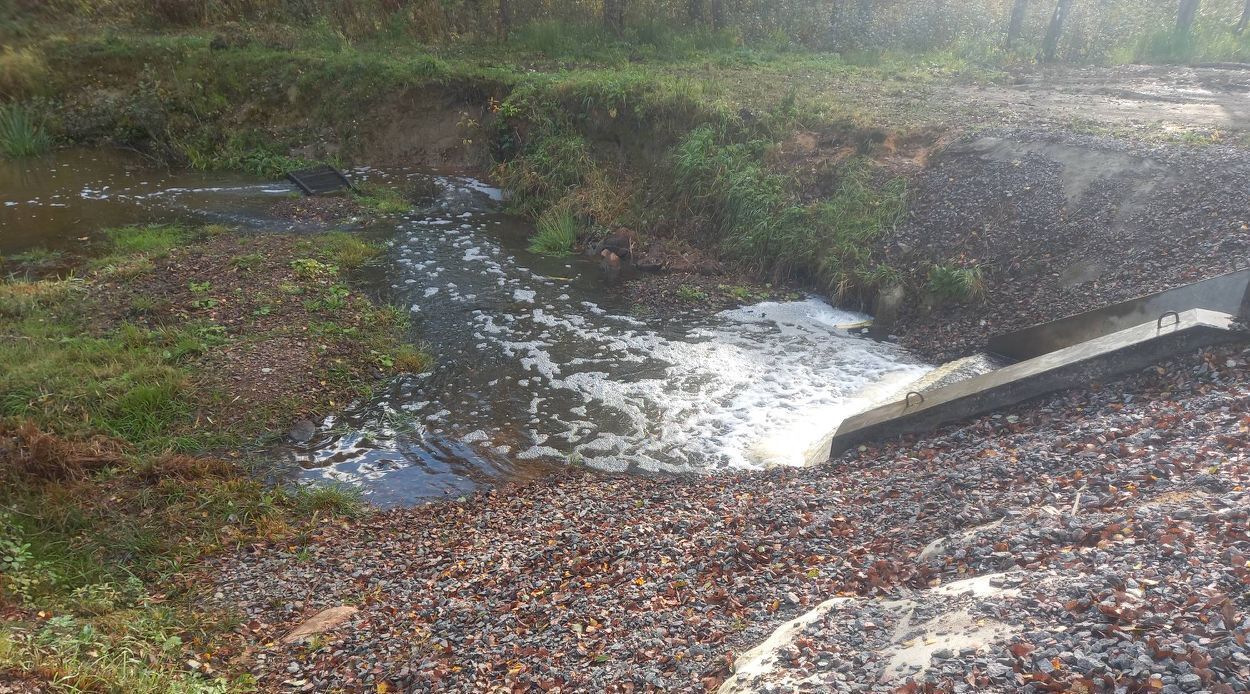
206,344,1250,692
889,130,1250,363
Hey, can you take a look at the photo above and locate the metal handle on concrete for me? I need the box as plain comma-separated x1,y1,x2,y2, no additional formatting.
1158,311,1181,330
905,391,925,409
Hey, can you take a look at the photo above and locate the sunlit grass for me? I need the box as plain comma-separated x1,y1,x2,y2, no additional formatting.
314,231,383,270
527,208,579,256
105,224,191,257
0,104,50,158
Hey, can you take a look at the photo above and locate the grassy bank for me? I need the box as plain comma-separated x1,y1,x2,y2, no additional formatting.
5,18,1239,310
1,31,933,302
0,224,426,690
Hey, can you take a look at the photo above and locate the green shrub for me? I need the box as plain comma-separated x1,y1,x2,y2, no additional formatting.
0,104,51,158
527,209,578,256
927,263,986,303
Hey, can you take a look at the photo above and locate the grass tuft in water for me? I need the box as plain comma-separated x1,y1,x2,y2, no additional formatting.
527,208,579,256
0,104,51,158
315,232,383,270
354,184,411,215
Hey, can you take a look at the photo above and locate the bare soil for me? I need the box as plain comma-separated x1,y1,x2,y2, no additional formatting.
270,195,365,225
952,64,1250,135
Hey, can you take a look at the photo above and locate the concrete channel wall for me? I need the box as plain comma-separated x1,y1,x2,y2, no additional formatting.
988,269,1250,361
831,309,1246,457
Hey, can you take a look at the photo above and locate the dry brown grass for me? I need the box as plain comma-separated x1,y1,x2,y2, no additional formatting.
141,454,238,481
0,422,126,482
0,47,48,100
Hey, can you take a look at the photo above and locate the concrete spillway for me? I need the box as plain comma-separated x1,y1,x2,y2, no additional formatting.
830,308,1246,457
987,269,1250,361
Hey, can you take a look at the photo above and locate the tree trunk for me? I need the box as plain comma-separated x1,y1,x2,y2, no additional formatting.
1177,0,1201,36
1040,0,1074,62
687,0,704,25
829,0,848,46
1006,0,1028,48
498,0,510,41
1239,0,1250,34
604,0,627,34
830,0,873,50
710,0,724,30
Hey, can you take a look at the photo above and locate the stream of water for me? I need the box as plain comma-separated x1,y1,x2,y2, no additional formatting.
2,149,932,506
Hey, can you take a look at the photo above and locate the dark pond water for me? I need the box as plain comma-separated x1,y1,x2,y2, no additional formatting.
1,149,932,507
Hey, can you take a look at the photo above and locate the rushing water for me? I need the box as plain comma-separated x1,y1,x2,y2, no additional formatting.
2,149,932,507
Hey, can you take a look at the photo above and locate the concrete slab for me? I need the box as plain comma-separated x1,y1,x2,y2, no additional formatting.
718,574,1023,693
831,309,1245,457
988,269,1250,361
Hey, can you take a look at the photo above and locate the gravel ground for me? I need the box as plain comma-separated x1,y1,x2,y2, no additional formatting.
888,129,1250,363
204,344,1250,692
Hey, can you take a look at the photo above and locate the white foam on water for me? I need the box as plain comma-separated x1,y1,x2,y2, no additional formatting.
298,174,931,493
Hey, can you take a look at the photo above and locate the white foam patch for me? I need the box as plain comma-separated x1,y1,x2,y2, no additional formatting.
296,173,931,491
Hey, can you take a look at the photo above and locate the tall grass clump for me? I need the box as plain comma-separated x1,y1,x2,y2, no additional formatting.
927,263,986,303
812,164,907,297
1127,22,1250,64
527,208,578,256
0,46,48,100
0,104,51,158
673,125,794,269
673,126,906,294
497,131,595,218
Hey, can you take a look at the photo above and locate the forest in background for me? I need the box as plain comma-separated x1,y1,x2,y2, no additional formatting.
5,0,1250,64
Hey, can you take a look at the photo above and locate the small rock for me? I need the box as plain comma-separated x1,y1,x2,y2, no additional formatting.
288,419,317,443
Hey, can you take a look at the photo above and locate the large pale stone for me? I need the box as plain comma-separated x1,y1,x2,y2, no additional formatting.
281,606,358,644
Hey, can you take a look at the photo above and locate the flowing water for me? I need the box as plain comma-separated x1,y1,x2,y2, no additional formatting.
2,149,932,507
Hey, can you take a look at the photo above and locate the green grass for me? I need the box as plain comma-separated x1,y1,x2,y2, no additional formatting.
353,184,410,215
0,281,194,446
1122,22,1250,64
677,285,709,301
104,225,191,257
527,208,579,256
672,126,906,295
0,46,49,100
0,225,426,689
927,263,986,303
179,131,312,179
314,232,383,269
3,247,64,268
0,104,51,158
